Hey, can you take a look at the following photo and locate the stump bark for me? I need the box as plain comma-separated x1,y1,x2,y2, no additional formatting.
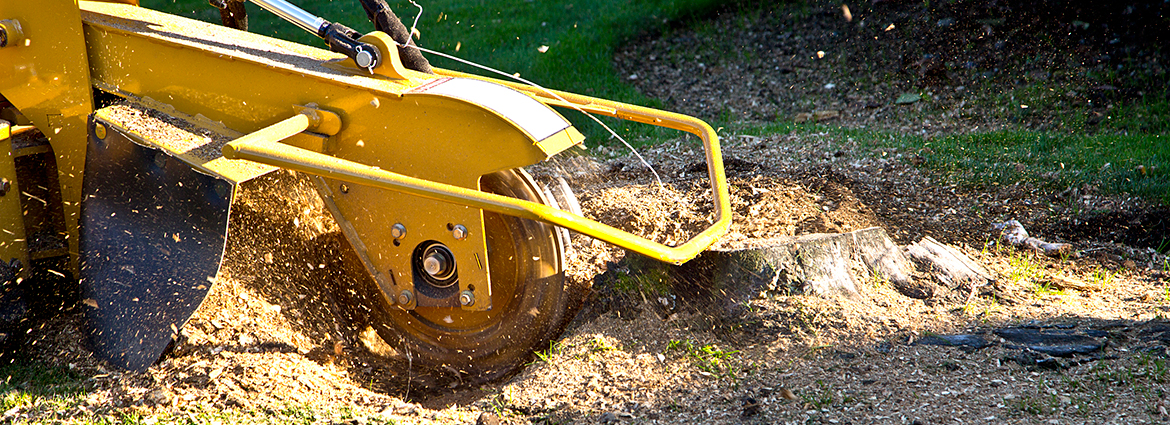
660,227,931,318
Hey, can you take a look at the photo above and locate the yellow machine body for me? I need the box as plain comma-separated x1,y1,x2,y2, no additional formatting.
0,0,730,371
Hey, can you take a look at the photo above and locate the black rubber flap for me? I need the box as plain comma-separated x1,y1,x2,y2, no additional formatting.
80,118,233,371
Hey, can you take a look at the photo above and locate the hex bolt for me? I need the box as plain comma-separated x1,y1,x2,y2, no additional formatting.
0,178,9,197
339,184,349,194
391,223,406,240
397,290,413,305
451,224,468,240
459,290,475,307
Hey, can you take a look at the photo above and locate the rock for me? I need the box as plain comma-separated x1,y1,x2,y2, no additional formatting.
741,396,760,417
599,411,634,423
225,392,252,409
894,93,921,104
476,412,501,425
794,112,812,123
146,388,172,406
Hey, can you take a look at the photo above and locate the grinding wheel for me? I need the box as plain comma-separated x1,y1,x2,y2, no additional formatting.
352,168,586,387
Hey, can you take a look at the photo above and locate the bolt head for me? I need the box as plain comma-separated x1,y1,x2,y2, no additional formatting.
452,224,468,240
423,255,444,276
391,223,407,239
459,290,475,307
397,290,413,305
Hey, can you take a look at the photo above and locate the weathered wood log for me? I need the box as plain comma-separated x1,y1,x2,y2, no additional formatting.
904,236,994,293
994,219,1072,257
654,227,929,318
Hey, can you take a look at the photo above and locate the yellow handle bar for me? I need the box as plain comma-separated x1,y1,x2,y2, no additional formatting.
224,86,731,265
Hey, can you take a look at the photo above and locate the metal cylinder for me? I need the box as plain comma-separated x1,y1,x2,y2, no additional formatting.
248,0,326,35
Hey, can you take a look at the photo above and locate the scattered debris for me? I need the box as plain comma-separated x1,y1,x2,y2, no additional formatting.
995,219,1073,257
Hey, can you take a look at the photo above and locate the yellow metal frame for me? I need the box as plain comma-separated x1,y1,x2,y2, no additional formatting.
0,121,28,272
3,0,729,305
223,96,731,265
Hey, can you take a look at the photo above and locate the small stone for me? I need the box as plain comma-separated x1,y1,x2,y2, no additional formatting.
147,388,172,406
895,93,922,104
741,396,760,417
1123,260,1136,270
476,412,501,425
600,411,634,423
225,392,252,409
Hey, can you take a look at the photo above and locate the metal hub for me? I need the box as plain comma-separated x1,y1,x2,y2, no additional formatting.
421,244,455,280
413,241,457,288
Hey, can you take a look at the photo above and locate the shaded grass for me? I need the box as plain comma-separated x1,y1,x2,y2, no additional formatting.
918,131,1168,204
739,121,1169,205
0,362,88,419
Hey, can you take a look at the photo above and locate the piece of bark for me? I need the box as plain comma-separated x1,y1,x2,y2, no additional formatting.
1045,274,1101,292
905,236,993,292
994,219,1072,257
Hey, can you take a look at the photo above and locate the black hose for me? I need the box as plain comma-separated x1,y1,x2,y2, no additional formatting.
356,0,433,74
209,0,248,31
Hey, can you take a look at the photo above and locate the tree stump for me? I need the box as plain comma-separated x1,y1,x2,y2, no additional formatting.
904,236,993,293
658,227,931,318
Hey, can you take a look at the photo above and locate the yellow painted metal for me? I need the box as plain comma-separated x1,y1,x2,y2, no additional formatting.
1,0,726,317
355,32,412,81
0,121,28,275
91,99,276,185
0,0,95,275
78,2,576,310
224,113,730,265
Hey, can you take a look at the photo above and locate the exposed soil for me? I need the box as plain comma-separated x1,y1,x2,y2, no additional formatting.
8,0,1170,424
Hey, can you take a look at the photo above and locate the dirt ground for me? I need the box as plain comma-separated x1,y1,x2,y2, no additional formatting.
12,0,1170,424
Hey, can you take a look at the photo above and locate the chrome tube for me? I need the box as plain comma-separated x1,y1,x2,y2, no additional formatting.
248,0,327,35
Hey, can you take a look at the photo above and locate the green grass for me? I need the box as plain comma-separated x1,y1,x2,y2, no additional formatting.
0,362,89,420
918,131,1169,203
734,121,1170,204
666,339,744,380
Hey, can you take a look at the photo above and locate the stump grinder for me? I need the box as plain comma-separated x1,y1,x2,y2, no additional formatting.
0,0,730,384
